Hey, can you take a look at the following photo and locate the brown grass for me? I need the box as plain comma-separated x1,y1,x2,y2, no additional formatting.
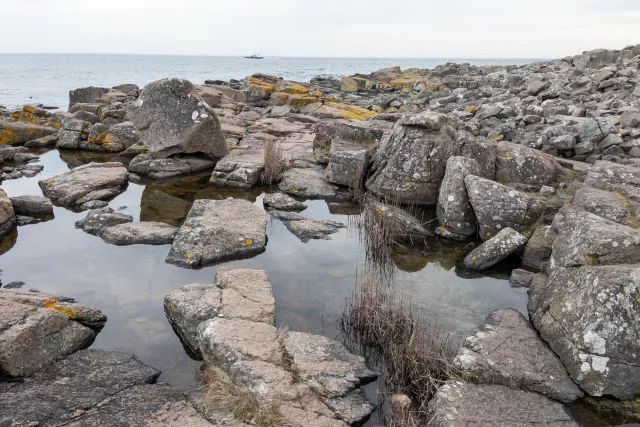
262,137,288,185
341,267,457,424
204,364,286,427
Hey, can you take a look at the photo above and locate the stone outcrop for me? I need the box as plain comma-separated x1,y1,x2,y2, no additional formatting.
436,156,480,240
279,168,339,199
166,199,267,268
100,222,179,245
463,227,528,270
0,188,16,237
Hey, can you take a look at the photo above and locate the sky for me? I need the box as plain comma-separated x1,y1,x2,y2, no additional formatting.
0,0,639,58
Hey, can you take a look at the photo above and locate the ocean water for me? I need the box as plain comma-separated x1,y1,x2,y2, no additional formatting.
0,54,536,110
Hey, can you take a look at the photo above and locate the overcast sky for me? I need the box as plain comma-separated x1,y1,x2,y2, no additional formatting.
1,0,639,58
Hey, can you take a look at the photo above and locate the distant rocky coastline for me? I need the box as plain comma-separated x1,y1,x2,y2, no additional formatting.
1,44,640,426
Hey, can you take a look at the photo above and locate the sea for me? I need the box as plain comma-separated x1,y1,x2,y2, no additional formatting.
0,54,538,110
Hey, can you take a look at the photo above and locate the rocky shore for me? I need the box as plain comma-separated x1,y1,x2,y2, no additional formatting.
1,44,640,426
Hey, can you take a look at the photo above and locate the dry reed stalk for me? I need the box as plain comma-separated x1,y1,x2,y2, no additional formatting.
262,137,287,185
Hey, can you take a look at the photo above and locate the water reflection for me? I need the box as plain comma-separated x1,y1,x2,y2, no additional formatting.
0,149,529,392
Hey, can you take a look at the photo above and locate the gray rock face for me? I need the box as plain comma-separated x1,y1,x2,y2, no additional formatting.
38,162,128,207
126,78,229,160
454,308,584,403
284,219,345,242
577,117,615,144
75,207,133,236
313,119,389,163
583,160,640,202
68,86,109,110
465,175,542,240
129,155,216,180
368,199,433,240
522,224,553,271
572,186,639,226
509,268,535,288
436,156,480,240
494,142,561,186
0,348,214,427
550,209,640,269
0,188,16,237
166,199,267,268
0,121,58,145
367,112,461,205
0,289,106,378
530,265,640,399
463,227,528,270
263,192,307,211
279,168,339,199
10,195,53,216
100,221,179,245
426,381,578,427
324,149,369,187
620,110,640,129
164,268,275,358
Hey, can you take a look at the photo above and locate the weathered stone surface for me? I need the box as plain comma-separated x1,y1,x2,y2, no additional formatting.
572,186,639,226
263,192,307,211
82,121,140,153
465,175,542,240
550,209,640,269
426,381,578,427
0,121,58,145
68,86,109,110
368,199,433,239
210,146,263,189
436,156,479,240
509,268,535,288
0,289,105,378
367,112,461,205
324,149,368,187
10,195,53,216
0,188,16,237
129,155,216,180
126,78,229,159
577,117,615,144
454,308,584,403
268,209,305,221
100,221,178,245
530,265,640,399
583,160,640,202
75,207,133,236
494,142,561,186
464,227,528,270
284,219,345,242
522,223,553,271
313,119,389,163
166,199,267,268
38,162,128,207
279,168,339,199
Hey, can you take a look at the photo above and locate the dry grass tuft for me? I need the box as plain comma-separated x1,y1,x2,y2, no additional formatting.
204,364,286,427
262,137,288,185
341,267,457,423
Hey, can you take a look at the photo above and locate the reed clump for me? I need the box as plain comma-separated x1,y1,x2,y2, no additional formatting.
262,137,288,185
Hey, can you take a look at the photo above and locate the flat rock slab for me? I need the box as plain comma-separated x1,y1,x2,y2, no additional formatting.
75,207,133,236
263,192,307,211
39,162,128,207
279,168,339,199
284,219,345,242
166,198,267,268
129,155,216,180
100,221,179,245
454,308,584,403
268,209,306,221
427,381,578,427
0,349,214,427
0,289,106,378
463,227,527,270
10,195,54,216
0,120,58,145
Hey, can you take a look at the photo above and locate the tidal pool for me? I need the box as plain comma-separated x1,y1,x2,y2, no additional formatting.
0,149,529,421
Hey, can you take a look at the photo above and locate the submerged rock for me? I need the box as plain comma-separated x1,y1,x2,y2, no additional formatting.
427,381,578,427
38,162,128,207
75,207,133,236
463,227,528,270
100,222,179,245
263,192,307,211
166,199,267,268
455,308,584,403
268,209,306,222
284,219,345,242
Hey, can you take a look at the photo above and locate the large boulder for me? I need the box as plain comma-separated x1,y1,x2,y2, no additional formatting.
494,142,561,186
313,119,390,164
38,162,128,207
0,188,16,237
436,156,480,240
463,227,528,270
426,381,578,427
0,289,106,378
165,199,267,268
530,265,640,399
126,78,229,159
366,112,461,205
454,309,584,403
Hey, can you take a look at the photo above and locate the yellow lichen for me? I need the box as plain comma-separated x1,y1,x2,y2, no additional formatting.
245,239,253,245
187,252,194,259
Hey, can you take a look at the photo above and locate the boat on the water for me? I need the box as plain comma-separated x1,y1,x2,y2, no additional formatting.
244,54,264,59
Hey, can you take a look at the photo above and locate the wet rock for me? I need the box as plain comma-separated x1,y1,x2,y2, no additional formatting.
426,381,578,427
509,268,535,288
166,199,267,268
38,162,128,207
0,289,106,378
129,155,216,179
279,168,339,199
367,112,461,205
465,175,542,240
75,207,133,236
100,222,178,245
16,215,38,225
0,188,16,237
284,219,345,242
10,195,53,216
0,121,58,145
126,78,229,160
268,209,306,221
530,265,640,399
464,227,528,270
263,192,307,211
495,142,561,186
436,156,480,241
455,308,584,403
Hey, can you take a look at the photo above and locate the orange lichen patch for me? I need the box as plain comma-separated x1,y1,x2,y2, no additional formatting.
245,239,253,245
504,150,511,158
467,105,478,114
495,135,504,141
289,95,319,111
44,301,59,309
486,232,492,237
280,84,309,95
167,303,177,312
290,188,298,193
389,78,417,90
187,252,194,259
183,224,193,230
23,104,37,114
325,102,377,120
43,301,77,319
385,107,399,114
